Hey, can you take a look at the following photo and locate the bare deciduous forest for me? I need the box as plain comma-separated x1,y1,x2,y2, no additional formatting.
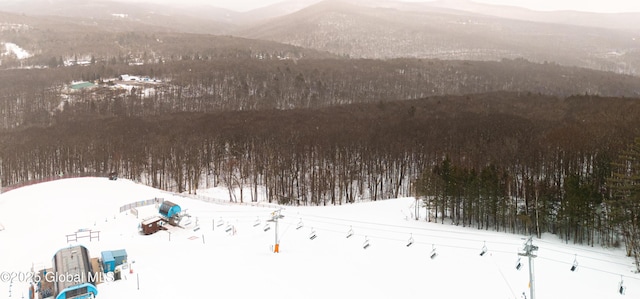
2,0,640,269
2,93,640,249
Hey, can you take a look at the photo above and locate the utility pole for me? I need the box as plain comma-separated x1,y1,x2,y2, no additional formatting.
268,208,284,253
519,236,538,299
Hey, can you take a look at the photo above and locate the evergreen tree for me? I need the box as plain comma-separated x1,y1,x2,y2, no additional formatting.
608,137,640,272
415,165,444,223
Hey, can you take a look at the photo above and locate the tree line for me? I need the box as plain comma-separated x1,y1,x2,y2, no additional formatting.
2,57,640,130
2,93,640,259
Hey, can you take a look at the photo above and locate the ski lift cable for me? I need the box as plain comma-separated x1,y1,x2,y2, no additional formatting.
287,220,632,268
490,254,518,298
307,222,516,254
284,214,637,272
535,238,627,259
412,240,515,255
299,212,515,235
295,214,519,243
307,223,622,266
299,213,523,246
278,220,295,243
295,221,639,279
538,246,632,267
287,216,534,251
308,225,407,243
310,226,351,235
536,256,640,281
536,244,626,265
300,217,521,247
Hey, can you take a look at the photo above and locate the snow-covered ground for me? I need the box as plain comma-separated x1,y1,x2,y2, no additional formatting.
0,178,638,298
2,42,32,60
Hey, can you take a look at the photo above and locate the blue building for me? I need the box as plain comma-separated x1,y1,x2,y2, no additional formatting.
159,201,181,219
100,251,115,273
101,249,127,273
51,245,98,299
111,249,127,267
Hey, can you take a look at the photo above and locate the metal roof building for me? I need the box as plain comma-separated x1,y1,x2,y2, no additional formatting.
51,245,98,299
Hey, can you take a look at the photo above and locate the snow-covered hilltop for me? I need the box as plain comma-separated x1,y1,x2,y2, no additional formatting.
0,177,638,298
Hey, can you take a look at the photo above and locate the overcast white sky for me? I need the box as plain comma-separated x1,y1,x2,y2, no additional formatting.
473,0,640,13
120,0,640,13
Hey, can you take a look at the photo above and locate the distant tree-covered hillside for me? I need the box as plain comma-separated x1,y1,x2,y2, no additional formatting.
2,58,639,130
239,0,640,75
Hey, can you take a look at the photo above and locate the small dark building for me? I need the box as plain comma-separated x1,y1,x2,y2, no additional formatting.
141,216,165,235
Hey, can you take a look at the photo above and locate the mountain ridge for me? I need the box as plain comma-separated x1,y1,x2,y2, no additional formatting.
1,0,639,74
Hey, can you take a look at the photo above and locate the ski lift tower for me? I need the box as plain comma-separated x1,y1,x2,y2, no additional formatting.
268,208,284,253
519,236,538,299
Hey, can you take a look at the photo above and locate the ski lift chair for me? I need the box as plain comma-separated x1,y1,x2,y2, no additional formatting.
480,241,488,256
346,226,354,238
296,218,304,230
570,255,578,272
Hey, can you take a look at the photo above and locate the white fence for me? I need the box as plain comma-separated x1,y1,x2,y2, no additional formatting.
177,193,282,209
119,197,165,213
